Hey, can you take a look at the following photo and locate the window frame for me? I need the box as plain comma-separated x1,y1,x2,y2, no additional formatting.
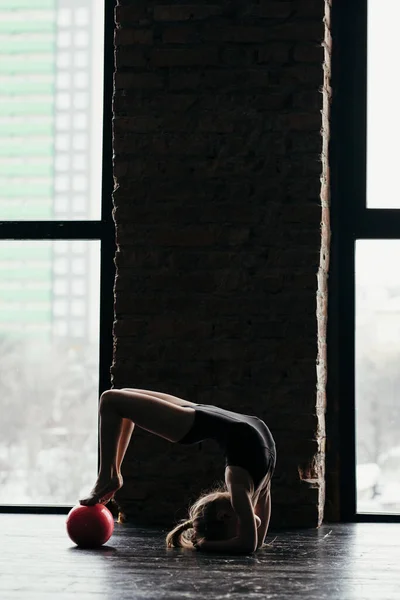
330,0,400,522
0,0,115,515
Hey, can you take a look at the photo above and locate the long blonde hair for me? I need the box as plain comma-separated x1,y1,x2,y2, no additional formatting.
166,484,233,549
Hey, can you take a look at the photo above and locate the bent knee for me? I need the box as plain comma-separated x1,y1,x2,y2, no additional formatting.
99,389,117,410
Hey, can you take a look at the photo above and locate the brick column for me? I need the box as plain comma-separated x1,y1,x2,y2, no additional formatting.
111,0,330,528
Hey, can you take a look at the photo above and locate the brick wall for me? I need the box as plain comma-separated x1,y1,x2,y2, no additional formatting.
111,0,330,528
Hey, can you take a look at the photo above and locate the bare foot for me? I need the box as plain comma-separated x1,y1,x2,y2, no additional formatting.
79,474,123,506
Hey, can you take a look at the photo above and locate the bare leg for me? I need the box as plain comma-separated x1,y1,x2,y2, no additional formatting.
114,389,194,471
111,388,195,475
115,418,135,475
80,405,125,505
80,389,195,506
121,388,197,409
97,391,192,505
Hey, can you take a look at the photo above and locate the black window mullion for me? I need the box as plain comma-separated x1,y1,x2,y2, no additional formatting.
331,0,365,522
0,221,103,240
355,210,400,239
98,0,116,398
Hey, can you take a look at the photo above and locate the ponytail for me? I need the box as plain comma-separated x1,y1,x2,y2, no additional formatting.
166,519,195,549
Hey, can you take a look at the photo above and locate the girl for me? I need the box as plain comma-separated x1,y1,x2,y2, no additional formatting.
80,388,276,554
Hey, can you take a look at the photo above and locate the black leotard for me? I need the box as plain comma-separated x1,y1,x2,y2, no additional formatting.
176,403,276,490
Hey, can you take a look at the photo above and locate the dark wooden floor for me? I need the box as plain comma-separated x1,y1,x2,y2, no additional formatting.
2,515,399,599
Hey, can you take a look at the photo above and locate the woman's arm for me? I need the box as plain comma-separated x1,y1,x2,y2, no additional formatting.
254,489,271,549
197,484,258,554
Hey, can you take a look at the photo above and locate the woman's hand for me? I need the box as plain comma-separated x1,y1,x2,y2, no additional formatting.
193,537,206,550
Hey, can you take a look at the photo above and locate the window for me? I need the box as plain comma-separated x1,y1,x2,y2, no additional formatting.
332,0,400,521
0,0,114,510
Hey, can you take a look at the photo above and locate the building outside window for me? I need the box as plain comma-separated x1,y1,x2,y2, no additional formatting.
0,0,105,506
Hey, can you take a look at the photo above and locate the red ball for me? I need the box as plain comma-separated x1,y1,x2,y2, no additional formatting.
66,504,115,548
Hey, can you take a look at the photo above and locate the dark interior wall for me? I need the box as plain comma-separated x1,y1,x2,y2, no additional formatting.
111,0,329,528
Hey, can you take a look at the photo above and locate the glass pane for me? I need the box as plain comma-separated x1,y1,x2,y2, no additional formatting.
0,240,100,505
0,0,104,220
356,240,400,513
367,1,400,208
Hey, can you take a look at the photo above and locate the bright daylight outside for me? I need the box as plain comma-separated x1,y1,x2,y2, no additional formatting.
0,0,104,505
1,1,398,514
356,1,400,513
